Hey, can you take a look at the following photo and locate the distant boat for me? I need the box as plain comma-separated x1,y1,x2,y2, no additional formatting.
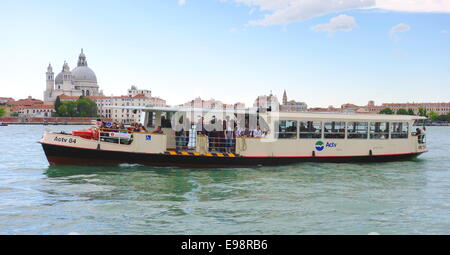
0,122,8,126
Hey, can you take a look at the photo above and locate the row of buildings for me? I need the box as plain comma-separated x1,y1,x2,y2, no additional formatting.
310,100,450,116
1,50,450,124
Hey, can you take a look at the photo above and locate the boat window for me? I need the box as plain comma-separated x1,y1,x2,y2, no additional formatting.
324,122,345,139
347,122,368,139
276,120,297,139
370,122,389,139
146,112,155,128
299,121,322,139
161,112,173,128
391,122,409,139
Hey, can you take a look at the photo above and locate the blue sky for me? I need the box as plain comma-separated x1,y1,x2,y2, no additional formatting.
1,0,449,107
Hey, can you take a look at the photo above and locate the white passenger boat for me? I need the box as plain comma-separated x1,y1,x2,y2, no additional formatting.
39,107,427,167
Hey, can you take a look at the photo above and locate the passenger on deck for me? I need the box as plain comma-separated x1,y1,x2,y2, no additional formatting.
224,121,234,153
139,123,147,132
236,124,247,137
111,122,119,132
132,123,141,132
175,128,186,152
243,125,251,137
119,123,126,132
252,125,264,138
416,128,422,135
152,126,163,134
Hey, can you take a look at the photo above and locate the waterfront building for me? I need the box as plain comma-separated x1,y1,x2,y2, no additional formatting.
17,104,55,117
8,96,43,107
308,105,343,113
104,86,167,124
381,102,450,115
5,96,46,117
254,93,280,112
44,49,104,104
0,97,14,105
337,101,450,115
127,85,152,98
255,91,307,113
233,102,246,110
181,97,246,110
54,87,166,122
280,90,308,112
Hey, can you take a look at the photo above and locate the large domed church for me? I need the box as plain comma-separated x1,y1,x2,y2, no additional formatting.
44,49,103,104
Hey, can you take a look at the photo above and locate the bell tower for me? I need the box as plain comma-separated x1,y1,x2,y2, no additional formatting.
44,63,55,104
283,90,288,105
46,63,54,91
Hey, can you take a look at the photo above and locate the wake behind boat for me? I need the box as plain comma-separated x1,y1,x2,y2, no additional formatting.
39,107,427,167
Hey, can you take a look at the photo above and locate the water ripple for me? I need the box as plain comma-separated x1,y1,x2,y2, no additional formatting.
0,125,449,234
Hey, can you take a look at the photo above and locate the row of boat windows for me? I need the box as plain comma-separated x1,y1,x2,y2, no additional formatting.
276,121,409,139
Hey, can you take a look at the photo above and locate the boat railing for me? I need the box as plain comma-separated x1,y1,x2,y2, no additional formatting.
98,128,135,145
174,135,196,152
174,135,237,153
206,136,236,153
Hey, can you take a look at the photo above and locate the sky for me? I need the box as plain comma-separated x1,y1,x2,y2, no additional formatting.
0,0,449,108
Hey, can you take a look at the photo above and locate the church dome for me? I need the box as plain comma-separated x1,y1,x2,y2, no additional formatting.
55,62,71,85
71,49,97,84
55,72,64,84
71,66,97,83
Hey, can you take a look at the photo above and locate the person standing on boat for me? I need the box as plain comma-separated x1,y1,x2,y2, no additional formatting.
139,123,147,132
252,125,264,138
119,123,127,133
236,122,245,137
175,127,186,152
224,121,234,153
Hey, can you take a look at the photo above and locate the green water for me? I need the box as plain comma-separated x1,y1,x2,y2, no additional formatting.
0,125,449,234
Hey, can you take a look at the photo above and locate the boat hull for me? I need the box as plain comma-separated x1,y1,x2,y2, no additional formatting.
41,143,424,168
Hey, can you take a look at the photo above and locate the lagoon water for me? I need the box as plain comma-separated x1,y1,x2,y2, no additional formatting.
0,125,449,234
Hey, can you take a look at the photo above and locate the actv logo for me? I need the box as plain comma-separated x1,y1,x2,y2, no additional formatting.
315,141,325,151
315,141,337,151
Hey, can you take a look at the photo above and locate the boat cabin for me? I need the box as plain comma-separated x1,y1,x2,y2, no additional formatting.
133,107,427,158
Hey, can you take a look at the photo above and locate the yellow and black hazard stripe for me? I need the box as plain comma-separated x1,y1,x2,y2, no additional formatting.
165,151,238,157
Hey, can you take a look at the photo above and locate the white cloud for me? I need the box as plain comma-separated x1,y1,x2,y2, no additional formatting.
237,0,374,26
312,14,357,37
225,0,450,26
390,23,411,42
376,0,450,13
178,0,186,6
441,29,450,34
390,23,411,34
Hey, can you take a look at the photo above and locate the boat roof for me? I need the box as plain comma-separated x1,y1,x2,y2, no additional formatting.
274,111,426,121
110,106,426,121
